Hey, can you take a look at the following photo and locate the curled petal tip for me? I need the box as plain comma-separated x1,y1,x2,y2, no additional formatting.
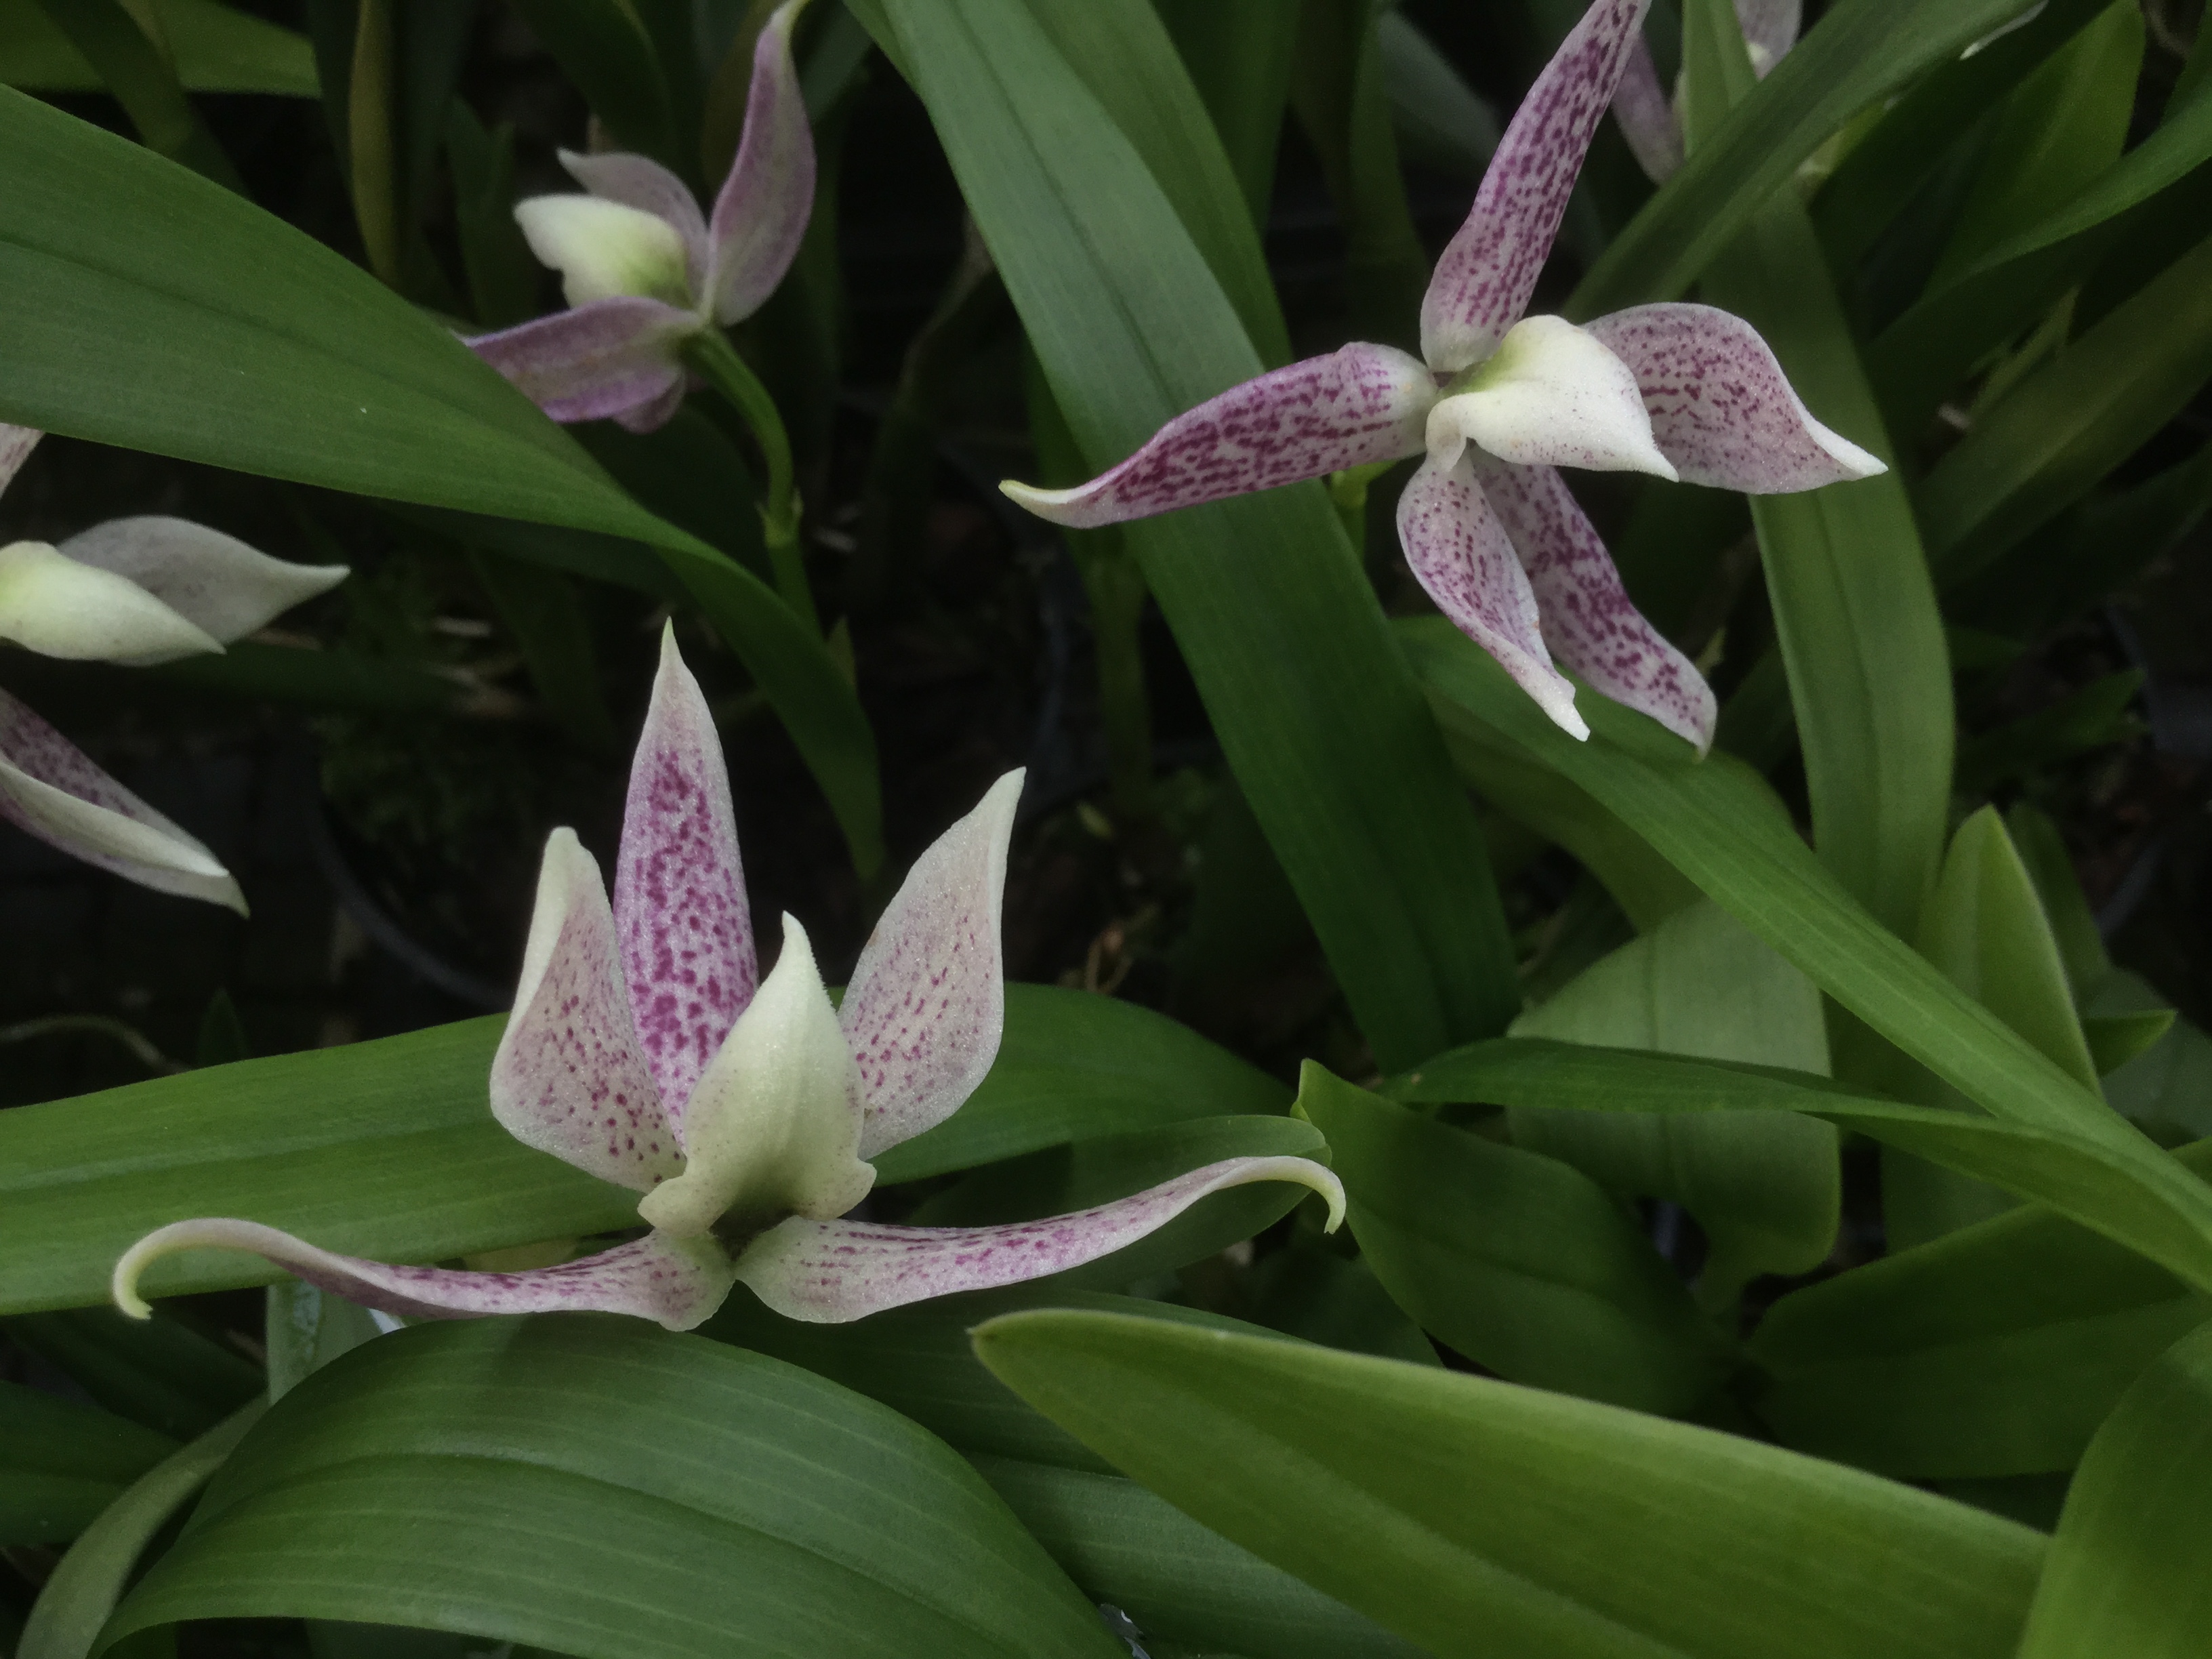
1000,478,1083,523
1818,428,1887,481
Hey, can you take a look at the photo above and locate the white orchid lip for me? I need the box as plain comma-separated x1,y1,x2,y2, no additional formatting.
516,195,698,312
1430,316,1679,481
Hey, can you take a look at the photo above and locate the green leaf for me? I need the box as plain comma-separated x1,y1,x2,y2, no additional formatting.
100,1319,1121,1659
1294,1063,1730,1414
3,1311,261,1439
506,0,682,175
972,1309,2047,1659
0,1384,176,1546
1151,0,1300,237
0,85,881,875
1511,900,1839,1298
854,0,1520,1067
0,0,315,95
26,0,242,188
2013,1319,2212,1656
1954,671,2144,797
2083,1008,2176,1076
18,1402,263,1659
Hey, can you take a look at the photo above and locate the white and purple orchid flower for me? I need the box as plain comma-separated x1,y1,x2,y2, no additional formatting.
464,0,815,433
1612,0,1799,182
114,630,1343,1331
1002,0,1878,753
0,426,347,912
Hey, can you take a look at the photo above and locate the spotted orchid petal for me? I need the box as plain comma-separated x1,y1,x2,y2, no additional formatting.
1612,33,1685,184
0,540,221,663
1001,344,1434,530
57,518,346,663
636,916,874,1239
1420,0,1652,372
707,0,817,325
491,827,682,1193
0,424,39,495
0,687,245,912
515,194,695,310
1397,451,1588,741
1584,304,1885,491
112,1221,738,1333
615,628,758,1120
1475,457,1717,751
1429,315,1677,480
466,299,698,426
843,769,1023,1159
734,1156,1346,1323
558,149,710,297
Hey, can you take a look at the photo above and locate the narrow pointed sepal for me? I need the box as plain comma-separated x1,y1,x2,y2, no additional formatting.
1476,458,1717,752
466,298,698,426
1001,344,1434,529
1420,0,1654,371
1611,32,1684,184
0,424,40,495
637,916,874,1237
1429,316,1676,480
58,518,347,661
844,769,1023,1158
0,540,222,663
515,194,695,310
491,827,682,1192
735,1156,1345,1323
1584,304,1886,491
1396,452,1589,741
615,627,758,1118
558,148,710,295
0,689,245,911
707,0,817,324
113,1221,739,1333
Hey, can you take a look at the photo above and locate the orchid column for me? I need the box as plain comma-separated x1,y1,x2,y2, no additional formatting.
1000,0,1881,755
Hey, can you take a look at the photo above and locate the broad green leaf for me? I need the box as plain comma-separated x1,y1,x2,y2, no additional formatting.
1750,1141,2212,1479
0,86,880,874
0,1385,175,1547
2083,1008,2175,1076
1573,0,2066,316
1511,901,1839,1298
1687,0,1952,942
18,1402,263,1659
1294,1063,1731,1414
153,640,468,714
972,1309,2047,1659
100,1319,1121,1659
2014,1319,2212,1656
0,0,314,95
1917,228,2212,589
853,0,1519,1067
3,1311,261,1439
26,0,241,188
1402,619,2212,1289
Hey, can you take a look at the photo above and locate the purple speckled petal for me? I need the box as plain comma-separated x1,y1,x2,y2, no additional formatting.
1420,0,1653,372
1475,456,1716,752
560,148,710,298
1612,32,1683,184
1395,451,1588,741
1001,344,1434,529
58,517,347,660
613,628,756,1121
706,0,816,325
842,770,1023,1159
465,299,697,426
0,425,41,497
112,1220,737,1333
1584,304,1887,492
491,827,682,1191
0,687,245,912
735,1156,1346,1323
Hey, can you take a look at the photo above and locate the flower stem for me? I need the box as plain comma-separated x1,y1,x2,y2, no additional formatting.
685,329,819,635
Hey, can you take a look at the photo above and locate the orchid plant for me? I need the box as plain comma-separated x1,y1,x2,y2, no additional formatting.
0,425,346,912
1002,0,1875,752
113,630,1342,1331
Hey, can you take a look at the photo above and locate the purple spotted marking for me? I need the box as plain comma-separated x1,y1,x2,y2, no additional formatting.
466,298,697,429
736,1156,1343,1322
614,633,757,1127
1420,0,1652,372
1007,344,1433,529
1585,304,1884,492
1475,457,1715,751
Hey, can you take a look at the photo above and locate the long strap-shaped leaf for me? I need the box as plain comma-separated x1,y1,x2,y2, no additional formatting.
852,0,1519,1066
0,86,881,874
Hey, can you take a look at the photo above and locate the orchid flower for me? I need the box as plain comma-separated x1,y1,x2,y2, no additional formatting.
115,630,1343,1332
1000,0,1879,753
0,426,347,912
464,0,815,435
1612,0,1799,182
